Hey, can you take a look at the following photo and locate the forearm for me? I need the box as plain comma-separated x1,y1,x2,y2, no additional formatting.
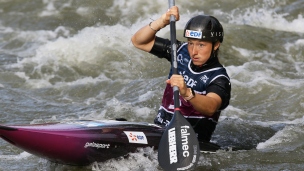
167,75,222,117
186,93,222,117
131,6,179,52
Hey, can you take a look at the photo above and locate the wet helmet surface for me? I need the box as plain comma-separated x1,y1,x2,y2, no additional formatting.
184,15,224,43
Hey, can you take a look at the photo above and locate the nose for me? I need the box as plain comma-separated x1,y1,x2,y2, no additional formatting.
191,45,199,55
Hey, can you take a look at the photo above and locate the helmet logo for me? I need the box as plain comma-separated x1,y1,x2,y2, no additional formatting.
210,32,223,37
185,30,202,39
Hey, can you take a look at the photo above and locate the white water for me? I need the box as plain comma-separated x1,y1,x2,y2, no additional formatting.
0,0,304,170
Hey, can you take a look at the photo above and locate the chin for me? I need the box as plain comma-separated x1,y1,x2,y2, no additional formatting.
192,61,203,66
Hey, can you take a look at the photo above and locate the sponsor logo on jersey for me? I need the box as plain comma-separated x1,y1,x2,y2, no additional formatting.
124,131,148,144
200,75,209,83
180,71,198,87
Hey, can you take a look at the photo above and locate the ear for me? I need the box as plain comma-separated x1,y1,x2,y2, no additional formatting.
213,42,220,51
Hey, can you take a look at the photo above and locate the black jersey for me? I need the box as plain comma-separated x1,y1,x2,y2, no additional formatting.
150,37,231,142
150,36,231,121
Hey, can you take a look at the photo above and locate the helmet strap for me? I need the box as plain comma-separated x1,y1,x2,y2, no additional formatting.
211,43,215,58
205,42,216,64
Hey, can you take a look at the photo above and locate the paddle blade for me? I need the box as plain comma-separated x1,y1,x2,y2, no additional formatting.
158,111,200,171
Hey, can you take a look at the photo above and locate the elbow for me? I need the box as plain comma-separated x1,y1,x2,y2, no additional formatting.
130,35,153,52
131,35,146,50
201,108,217,117
197,103,220,117
205,107,218,117
131,35,138,48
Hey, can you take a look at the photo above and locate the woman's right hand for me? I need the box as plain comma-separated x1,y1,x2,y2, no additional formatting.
160,6,180,27
131,6,180,52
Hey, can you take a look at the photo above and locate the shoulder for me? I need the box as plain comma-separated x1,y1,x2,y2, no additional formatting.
207,76,231,110
208,67,230,81
153,36,185,50
150,37,185,61
211,76,230,88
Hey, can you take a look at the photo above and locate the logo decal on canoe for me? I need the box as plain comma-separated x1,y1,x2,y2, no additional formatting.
84,142,110,149
124,131,148,144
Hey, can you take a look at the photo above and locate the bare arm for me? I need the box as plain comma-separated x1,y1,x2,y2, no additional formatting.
131,6,180,52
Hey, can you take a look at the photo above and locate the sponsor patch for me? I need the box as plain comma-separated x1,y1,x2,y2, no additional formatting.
185,29,202,39
200,75,209,83
124,131,148,144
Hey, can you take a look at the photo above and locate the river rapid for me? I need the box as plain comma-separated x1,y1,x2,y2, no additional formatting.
0,0,303,170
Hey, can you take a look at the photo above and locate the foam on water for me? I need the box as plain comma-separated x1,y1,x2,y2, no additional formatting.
91,147,159,171
1,0,304,170
257,117,304,152
5,0,302,91
284,39,304,62
6,24,138,89
0,151,32,160
40,0,82,17
228,0,304,33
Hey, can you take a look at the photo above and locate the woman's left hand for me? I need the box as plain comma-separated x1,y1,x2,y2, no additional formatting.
166,74,188,97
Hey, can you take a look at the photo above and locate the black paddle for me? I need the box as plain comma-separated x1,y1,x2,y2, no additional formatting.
157,0,200,170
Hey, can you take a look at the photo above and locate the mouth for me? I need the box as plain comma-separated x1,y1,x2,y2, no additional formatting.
192,57,199,61
191,56,203,66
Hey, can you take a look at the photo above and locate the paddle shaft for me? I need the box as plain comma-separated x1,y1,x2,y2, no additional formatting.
168,0,180,109
157,1,200,170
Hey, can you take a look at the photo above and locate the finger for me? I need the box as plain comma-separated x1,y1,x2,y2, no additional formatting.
167,7,179,19
170,6,180,21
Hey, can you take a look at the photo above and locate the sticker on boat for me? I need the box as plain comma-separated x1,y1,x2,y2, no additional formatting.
123,131,148,144
84,142,110,149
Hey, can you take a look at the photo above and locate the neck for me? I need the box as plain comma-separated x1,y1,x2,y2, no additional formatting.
190,56,221,72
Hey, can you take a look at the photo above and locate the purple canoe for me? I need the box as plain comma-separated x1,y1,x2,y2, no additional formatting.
0,119,222,166
0,120,164,166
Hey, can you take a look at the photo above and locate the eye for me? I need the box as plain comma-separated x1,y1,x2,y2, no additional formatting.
197,43,207,49
199,43,205,47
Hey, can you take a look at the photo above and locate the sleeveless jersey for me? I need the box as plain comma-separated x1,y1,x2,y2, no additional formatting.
160,43,230,122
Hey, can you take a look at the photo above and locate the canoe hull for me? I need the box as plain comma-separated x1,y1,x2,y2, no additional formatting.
0,120,164,165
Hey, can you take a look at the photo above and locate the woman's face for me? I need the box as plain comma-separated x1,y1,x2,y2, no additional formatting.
187,38,219,66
